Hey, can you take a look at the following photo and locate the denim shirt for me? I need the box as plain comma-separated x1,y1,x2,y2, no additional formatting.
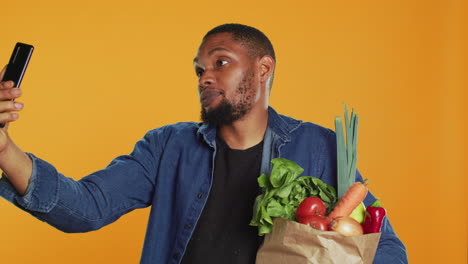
0,107,407,263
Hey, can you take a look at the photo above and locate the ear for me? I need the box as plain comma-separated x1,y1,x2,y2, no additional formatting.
258,55,275,83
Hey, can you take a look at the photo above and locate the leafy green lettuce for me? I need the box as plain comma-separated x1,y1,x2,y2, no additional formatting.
249,158,338,236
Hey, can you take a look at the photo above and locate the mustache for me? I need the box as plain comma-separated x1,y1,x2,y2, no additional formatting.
198,86,225,94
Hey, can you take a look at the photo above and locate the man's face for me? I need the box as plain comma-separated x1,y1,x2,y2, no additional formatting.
194,32,260,126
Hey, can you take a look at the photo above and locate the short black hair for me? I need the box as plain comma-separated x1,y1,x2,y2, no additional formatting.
203,23,276,89
203,23,276,62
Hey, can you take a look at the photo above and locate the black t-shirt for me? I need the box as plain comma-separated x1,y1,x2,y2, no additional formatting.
180,135,264,264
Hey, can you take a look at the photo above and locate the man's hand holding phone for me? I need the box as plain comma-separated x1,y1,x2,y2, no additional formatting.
0,43,34,196
0,42,33,129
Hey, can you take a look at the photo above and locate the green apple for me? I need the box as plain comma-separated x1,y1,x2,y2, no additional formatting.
349,202,366,224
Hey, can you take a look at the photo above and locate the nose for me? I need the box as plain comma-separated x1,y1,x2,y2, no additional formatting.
198,69,215,87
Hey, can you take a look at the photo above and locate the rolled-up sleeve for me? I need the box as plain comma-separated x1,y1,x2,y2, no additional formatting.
0,153,60,213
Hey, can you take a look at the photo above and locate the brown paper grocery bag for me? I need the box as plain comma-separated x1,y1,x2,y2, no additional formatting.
256,218,381,264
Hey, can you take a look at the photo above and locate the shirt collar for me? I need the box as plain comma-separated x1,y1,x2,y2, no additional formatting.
266,106,302,142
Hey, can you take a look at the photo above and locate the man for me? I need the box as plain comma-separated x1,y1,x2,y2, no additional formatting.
0,24,407,263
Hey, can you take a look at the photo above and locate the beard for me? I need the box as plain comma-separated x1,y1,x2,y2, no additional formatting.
201,98,249,126
200,71,255,126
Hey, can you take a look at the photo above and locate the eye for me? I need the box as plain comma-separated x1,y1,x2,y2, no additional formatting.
195,68,204,78
216,60,229,67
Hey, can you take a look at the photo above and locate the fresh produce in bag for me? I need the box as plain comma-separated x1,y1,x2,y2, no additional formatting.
253,104,385,263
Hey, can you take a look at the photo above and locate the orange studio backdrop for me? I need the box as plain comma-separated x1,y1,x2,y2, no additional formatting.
1,0,466,263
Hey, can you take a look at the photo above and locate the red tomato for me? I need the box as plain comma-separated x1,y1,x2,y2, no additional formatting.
296,197,327,222
300,215,329,231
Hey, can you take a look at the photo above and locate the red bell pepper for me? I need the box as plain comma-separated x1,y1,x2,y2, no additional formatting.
363,200,386,234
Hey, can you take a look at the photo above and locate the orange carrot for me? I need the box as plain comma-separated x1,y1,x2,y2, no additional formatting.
327,180,368,222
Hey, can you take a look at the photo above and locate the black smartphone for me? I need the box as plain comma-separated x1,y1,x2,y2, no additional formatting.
0,42,34,128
